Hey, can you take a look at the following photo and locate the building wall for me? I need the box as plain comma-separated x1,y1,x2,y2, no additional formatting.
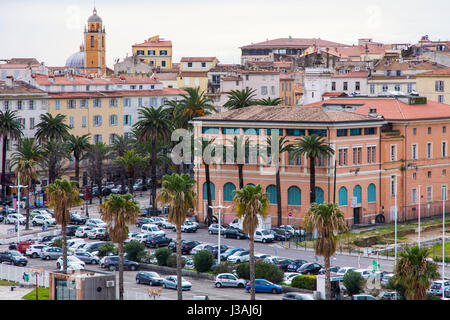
330,77,368,95
280,78,295,105
368,78,416,96
132,46,173,69
177,76,209,93
416,75,450,104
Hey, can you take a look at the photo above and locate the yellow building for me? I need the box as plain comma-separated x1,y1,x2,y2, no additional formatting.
132,35,173,70
416,67,450,104
177,57,218,93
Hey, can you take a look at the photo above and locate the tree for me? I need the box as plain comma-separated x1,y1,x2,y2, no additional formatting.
67,134,90,187
177,87,216,120
40,140,71,184
46,179,81,271
392,246,439,300
232,184,269,300
193,250,214,272
113,149,148,195
134,106,172,214
86,142,111,204
343,270,365,296
35,113,70,143
290,134,334,204
303,202,348,300
266,136,292,226
223,88,257,110
156,173,197,300
256,97,283,106
226,135,251,189
100,193,140,300
0,110,23,204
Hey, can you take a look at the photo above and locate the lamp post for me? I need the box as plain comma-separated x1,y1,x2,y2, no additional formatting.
30,268,43,300
443,186,446,301
418,185,421,248
209,190,230,264
9,171,27,243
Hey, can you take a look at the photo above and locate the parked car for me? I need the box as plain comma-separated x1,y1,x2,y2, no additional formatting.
278,225,296,236
335,267,357,281
87,227,109,241
352,294,377,300
228,250,250,264
25,244,48,258
220,247,245,260
140,223,165,236
136,271,164,286
159,219,176,230
0,250,28,266
282,292,315,300
144,234,172,248
283,272,301,285
270,228,292,241
254,253,272,262
31,214,56,226
38,234,58,244
214,273,246,288
70,213,87,225
297,262,323,275
136,217,153,228
5,214,26,225
380,291,400,300
162,275,192,291
190,244,215,255
211,245,229,258
354,269,374,280
73,251,100,264
286,259,308,272
381,273,394,286
56,255,85,270
66,225,79,236
254,229,274,243
40,247,63,260
75,226,93,238
208,224,225,235
67,239,85,250
245,279,282,294
224,227,248,240
273,258,294,271
132,233,150,243
10,241,34,254
82,241,108,254
169,240,202,254
318,265,341,275
100,256,139,271
428,280,450,295
86,219,107,228
180,220,198,233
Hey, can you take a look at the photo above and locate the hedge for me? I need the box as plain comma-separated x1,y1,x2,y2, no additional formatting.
291,275,317,291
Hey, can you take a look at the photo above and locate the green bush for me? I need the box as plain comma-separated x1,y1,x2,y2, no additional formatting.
52,239,62,248
343,270,365,296
291,275,317,291
193,250,215,273
98,243,118,257
155,248,172,266
235,262,284,284
167,254,186,268
433,256,450,263
124,240,146,262
212,261,235,275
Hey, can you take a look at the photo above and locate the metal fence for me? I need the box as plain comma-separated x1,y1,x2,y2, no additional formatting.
123,291,152,300
0,263,50,288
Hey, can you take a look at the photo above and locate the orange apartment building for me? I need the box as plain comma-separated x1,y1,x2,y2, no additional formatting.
192,96,450,228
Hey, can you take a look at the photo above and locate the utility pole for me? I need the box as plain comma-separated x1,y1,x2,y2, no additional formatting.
9,171,27,243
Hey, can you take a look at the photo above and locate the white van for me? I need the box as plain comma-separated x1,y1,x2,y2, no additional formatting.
254,229,275,243
140,223,165,236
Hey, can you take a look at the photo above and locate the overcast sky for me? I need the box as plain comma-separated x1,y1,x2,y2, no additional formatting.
0,0,449,68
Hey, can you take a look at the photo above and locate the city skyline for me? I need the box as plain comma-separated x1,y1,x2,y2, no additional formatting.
1,0,449,67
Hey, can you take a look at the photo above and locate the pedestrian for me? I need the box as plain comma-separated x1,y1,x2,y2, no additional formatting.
335,282,340,300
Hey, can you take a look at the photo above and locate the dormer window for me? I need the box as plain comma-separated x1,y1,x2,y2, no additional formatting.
187,62,193,68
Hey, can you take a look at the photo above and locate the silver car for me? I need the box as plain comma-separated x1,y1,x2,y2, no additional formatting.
73,251,100,264
163,276,192,291
214,273,246,288
40,247,63,260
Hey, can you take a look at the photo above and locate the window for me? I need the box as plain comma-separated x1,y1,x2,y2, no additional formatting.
93,134,102,143
364,128,376,135
17,100,22,110
352,147,362,164
426,186,432,202
350,128,362,136
443,169,447,176
442,185,447,201
427,171,431,178
390,145,396,161
93,115,102,127
438,95,444,103
67,100,76,109
435,80,444,92
147,50,155,55
407,83,413,93
184,77,190,86
123,115,132,126
90,36,94,48
370,84,375,94
331,82,336,91
124,98,131,107
338,148,347,166
80,99,88,108
138,98,143,107
109,134,117,145
411,144,418,160
271,86,275,95
222,128,240,135
382,84,388,92
412,172,416,180
160,50,168,56
287,186,301,205
202,182,215,201
412,128,416,136
368,184,376,203
29,117,35,130
337,129,348,137
130,85,136,90
93,99,101,108
308,129,327,137
343,82,348,91
394,84,401,92
265,128,283,136
442,142,447,157
82,116,87,128
28,100,34,110
3,100,9,110
428,127,431,134
243,128,260,135
201,62,206,68
355,81,360,91
150,97,157,107
109,114,118,126
187,62,193,68
266,185,277,204
136,50,145,56
288,150,301,166
286,129,305,136
412,188,417,204
367,146,376,163
223,182,236,202
338,187,348,206
109,98,118,107
161,61,166,67
69,117,74,128
443,126,446,133
426,143,432,159
261,86,268,95
391,176,396,196
202,127,219,134
353,185,362,204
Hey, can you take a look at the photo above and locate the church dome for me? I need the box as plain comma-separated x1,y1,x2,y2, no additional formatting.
88,8,102,23
65,51,85,69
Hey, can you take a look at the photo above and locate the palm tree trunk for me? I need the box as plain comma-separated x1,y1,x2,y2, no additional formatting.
119,241,124,300
310,155,316,204
205,163,212,226
74,156,80,187
128,176,133,196
324,255,331,300
25,187,30,230
89,180,93,205
276,165,282,227
176,226,183,300
1,136,7,204
151,138,157,216
238,164,244,189
62,211,67,271
249,234,256,300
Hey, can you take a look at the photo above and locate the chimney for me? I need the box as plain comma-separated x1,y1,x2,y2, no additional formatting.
5,76,13,87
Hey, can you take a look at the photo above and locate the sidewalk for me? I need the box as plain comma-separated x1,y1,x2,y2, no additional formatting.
0,285,29,300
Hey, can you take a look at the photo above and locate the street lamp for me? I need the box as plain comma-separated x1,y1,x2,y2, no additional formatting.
9,171,27,243
30,268,44,300
209,190,230,264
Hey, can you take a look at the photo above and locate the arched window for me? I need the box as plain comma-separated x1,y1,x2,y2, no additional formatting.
368,184,376,203
338,187,348,206
315,187,324,204
266,185,277,204
203,182,215,201
246,183,255,187
223,182,236,202
353,185,362,204
287,186,301,205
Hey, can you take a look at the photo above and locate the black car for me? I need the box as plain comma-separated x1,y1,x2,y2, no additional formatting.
286,259,308,272
169,240,202,254
270,228,292,241
274,258,294,271
318,266,340,275
38,234,58,244
211,245,229,258
136,217,153,228
144,234,172,248
84,241,108,253
66,225,80,237
101,256,139,271
136,271,164,286
297,262,323,275
0,250,28,266
70,213,86,225
224,227,248,240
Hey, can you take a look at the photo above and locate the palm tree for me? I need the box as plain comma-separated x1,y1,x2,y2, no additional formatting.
290,134,334,204
134,106,172,215
113,150,148,195
226,135,252,189
156,173,197,300
111,134,136,158
165,99,190,130
86,142,111,204
46,179,81,271
392,246,439,300
303,202,348,300
223,88,257,110
100,193,140,300
256,97,283,106
40,140,71,184
232,184,269,300
35,113,70,143
266,136,292,226
0,110,23,204
177,87,216,120
67,134,90,187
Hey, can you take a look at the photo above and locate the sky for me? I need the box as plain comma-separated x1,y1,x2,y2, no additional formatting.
0,0,449,68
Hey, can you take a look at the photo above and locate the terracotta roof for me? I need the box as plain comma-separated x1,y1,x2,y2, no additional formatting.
331,71,368,78
210,64,241,72
240,38,348,49
115,88,187,96
222,76,242,81
237,70,280,75
374,60,443,71
153,73,178,81
34,74,161,85
305,98,450,121
415,67,450,76
322,92,347,97
180,57,217,62
8,58,40,65
178,71,208,77
0,80,47,95
0,64,36,69
109,76,161,84
303,44,395,59
133,40,172,47
280,73,294,80
193,105,384,124
48,87,187,99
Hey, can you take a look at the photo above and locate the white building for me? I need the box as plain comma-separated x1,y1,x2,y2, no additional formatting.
301,68,332,105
